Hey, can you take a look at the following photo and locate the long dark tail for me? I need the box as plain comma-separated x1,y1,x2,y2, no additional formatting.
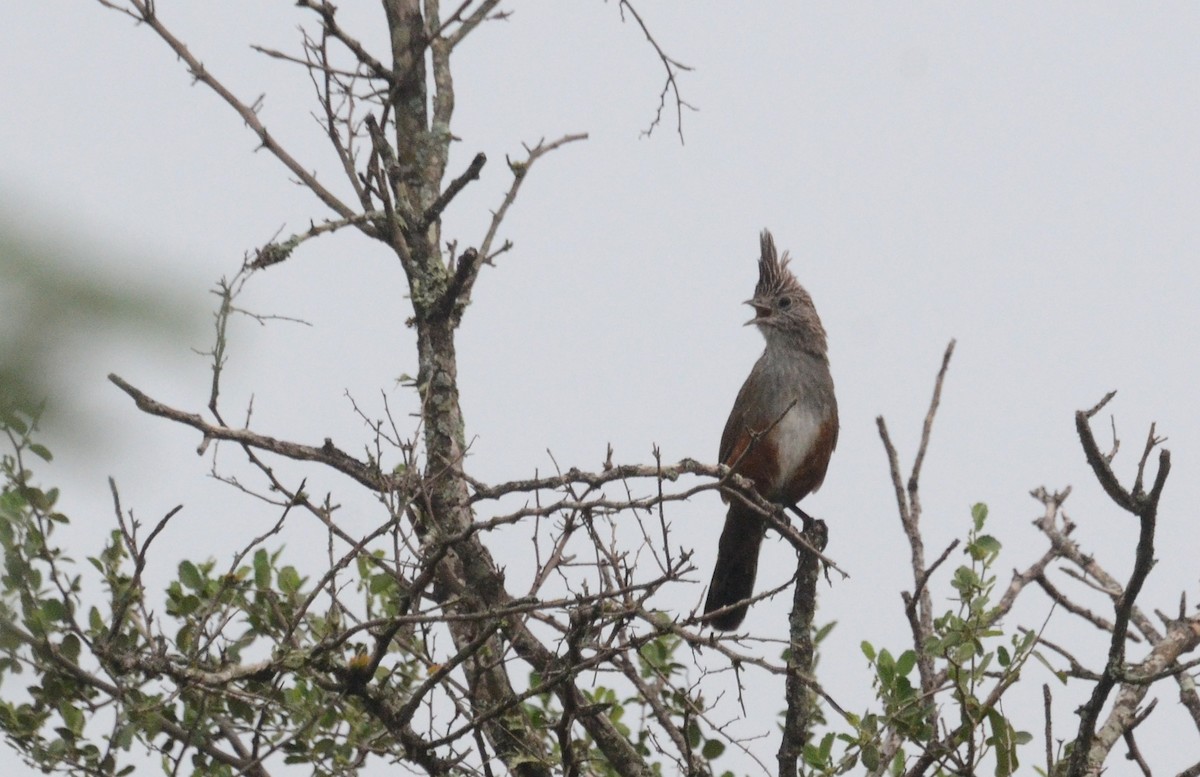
703,504,766,631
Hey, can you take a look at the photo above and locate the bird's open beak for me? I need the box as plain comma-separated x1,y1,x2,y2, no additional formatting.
743,298,771,326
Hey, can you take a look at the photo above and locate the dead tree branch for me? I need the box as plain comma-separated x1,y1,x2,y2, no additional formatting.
876,338,955,699
1064,396,1172,777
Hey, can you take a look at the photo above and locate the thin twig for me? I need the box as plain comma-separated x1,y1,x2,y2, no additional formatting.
97,0,358,221
478,133,588,262
616,0,696,141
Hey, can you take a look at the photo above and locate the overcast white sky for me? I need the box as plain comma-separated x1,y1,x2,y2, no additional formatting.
3,3,1199,774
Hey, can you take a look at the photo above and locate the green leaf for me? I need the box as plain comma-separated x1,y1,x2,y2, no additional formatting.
58,701,84,737
701,739,725,759
975,534,1001,555
253,549,270,590
862,741,880,770
0,627,20,652
861,641,876,661
971,502,989,530
367,573,396,597
952,566,980,594
895,650,917,678
28,443,53,462
814,620,836,643
969,532,1002,561
987,707,1017,776
60,634,81,663
176,595,200,617
178,560,203,591
818,731,834,761
877,653,894,684
41,599,68,622
278,566,302,594
527,707,545,728
24,487,50,512
176,623,195,651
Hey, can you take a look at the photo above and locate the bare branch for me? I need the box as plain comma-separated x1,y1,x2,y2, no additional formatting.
909,339,955,503
444,1,510,50
1036,573,1142,643
478,133,589,261
108,373,394,492
423,151,487,228
1122,699,1156,777
250,43,365,79
616,1,696,141
96,0,359,221
295,0,394,80
251,212,383,270
1065,399,1172,777
875,339,956,699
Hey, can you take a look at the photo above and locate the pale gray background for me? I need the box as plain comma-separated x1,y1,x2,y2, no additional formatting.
3,2,1199,773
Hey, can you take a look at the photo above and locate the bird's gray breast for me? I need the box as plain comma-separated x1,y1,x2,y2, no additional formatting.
754,345,836,490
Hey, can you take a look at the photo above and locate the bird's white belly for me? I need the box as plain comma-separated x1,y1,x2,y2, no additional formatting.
772,404,821,490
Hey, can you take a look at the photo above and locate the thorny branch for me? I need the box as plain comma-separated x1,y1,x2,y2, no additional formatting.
96,0,358,221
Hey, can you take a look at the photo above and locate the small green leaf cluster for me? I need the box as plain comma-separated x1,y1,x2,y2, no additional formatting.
922,505,1034,775
0,411,435,776
807,504,1037,776
0,408,127,774
801,641,918,776
523,622,733,777
637,632,728,767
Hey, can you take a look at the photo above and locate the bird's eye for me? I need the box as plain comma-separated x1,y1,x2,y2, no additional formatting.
777,296,793,310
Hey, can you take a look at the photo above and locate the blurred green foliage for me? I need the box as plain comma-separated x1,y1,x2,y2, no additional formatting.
0,213,188,420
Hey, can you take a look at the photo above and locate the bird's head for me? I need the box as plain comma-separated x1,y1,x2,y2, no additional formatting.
745,230,829,357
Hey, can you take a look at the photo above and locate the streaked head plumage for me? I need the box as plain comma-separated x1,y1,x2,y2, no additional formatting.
746,229,828,356
755,230,804,300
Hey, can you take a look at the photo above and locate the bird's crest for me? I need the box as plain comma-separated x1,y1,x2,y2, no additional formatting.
756,230,804,298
